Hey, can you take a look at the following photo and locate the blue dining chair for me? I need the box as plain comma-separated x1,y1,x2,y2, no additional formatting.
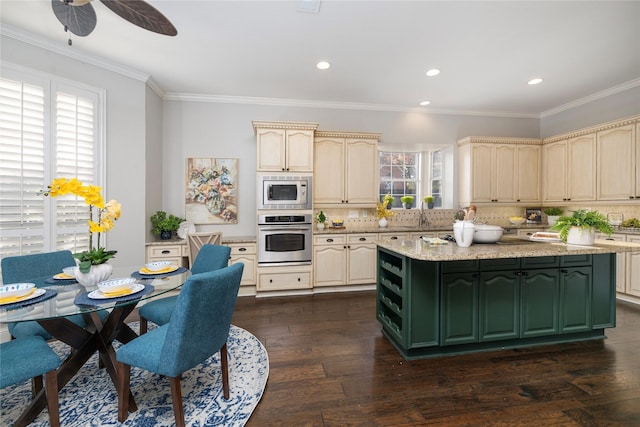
0,335,61,427
116,263,244,427
138,244,231,334
2,251,79,340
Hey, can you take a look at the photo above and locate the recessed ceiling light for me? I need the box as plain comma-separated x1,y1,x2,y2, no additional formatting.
316,61,331,70
528,78,543,85
419,101,431,106
425,69,440,77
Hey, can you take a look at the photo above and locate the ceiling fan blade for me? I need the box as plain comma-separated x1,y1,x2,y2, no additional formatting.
51,0,97,37
99,0,177,36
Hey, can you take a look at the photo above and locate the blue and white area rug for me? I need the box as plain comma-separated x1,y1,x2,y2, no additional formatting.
0,324,269,426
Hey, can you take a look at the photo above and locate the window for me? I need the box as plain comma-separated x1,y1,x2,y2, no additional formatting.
379,151,419,208
430,150,443,208
0,67,104,261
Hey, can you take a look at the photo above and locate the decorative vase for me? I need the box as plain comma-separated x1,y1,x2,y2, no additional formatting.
379,218,388,228
74,263,113,290
566,227,595,246
403,203,411,209
160,230,173,240
317,223,325,230
427,202,434,209
547,215,559,226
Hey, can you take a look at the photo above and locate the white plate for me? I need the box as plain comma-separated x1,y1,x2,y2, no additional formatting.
0,282,35,298
0,288,46,306
177,221,196,239
97,277,137,293
530,232,562,242
138,265,180,275
88,283,145,300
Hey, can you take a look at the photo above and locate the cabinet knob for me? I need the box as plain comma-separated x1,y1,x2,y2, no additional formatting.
297,277,301,282
162,250,170,254
359,237,366,241
327,238,334,242
238,247,247,252
390,236,398,240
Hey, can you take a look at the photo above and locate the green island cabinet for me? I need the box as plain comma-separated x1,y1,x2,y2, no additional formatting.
376,248,616,359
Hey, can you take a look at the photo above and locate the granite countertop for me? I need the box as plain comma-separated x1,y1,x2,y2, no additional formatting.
316,225,454,235
376,236,640,262
147,235,256,245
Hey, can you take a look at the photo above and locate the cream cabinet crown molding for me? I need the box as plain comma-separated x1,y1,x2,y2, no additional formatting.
457,136,541,146
252,121,319,133
543,114,640,144
314,130,382,140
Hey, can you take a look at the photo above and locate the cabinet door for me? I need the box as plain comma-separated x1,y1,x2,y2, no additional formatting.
627,235,640,297
520,268,559,337
285,130,314,172
314,244,346,287
314,138,345,204
470,144,494,203
256,128,286,171
441,273,478,345
516,145,540,203
636,122,640,198
345,139,378,205
567,134,596,201
542,141,567,202
228,243,257,287
348,243,377,284
479,271,519,342
597,125,635,200
494,144,517,202
559,266,592,333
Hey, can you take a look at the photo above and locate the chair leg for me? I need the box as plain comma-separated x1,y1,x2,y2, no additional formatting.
221,342,230,399
169,376,185,427
139,317,148,335
31,375,43,398
117,362,131,422
44,369,60,427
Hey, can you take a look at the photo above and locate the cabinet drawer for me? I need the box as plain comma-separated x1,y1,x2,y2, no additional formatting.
347,234,376,244
228,242,256,256
258,270,312,291
148,246,182,259
379,233,409,241
314,235,346,245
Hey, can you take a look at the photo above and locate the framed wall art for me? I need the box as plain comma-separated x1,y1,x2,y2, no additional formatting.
185,158,238,224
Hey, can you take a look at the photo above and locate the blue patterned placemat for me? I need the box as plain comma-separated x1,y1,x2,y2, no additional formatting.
74,284,155,307
1,289,58,311
130,266,188,279
44,277,78,285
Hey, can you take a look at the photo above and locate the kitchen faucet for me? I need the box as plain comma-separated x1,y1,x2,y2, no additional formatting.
419,202,429,227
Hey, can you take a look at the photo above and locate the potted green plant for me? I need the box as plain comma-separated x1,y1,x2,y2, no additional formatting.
543,207,563,226
383,194,394,209
550,209,613,246
401,195,414,209
424,196,434,209
151,211,186,240
315,211,327,230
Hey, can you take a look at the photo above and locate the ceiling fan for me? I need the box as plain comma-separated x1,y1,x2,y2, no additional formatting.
52,0,177,41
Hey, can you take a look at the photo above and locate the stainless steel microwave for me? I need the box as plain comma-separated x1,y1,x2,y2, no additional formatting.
258,175,312,210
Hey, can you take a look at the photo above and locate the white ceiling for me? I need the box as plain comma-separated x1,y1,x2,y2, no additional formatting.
1,1,639,117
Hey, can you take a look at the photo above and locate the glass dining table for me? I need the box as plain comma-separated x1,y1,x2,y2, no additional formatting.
0,265,190,427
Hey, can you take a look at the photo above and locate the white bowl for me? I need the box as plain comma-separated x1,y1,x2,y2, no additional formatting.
62,266,77,277
473,224,504,243
145,261,174,272
0,282,35,298
97,277,137,294
509,217,526,225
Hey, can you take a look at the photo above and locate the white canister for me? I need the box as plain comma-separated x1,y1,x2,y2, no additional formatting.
453,221,475,248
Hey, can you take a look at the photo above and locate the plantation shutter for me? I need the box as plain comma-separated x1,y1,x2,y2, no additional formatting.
0,69,102,262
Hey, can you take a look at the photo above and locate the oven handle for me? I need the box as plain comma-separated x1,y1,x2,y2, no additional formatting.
258,226,311,232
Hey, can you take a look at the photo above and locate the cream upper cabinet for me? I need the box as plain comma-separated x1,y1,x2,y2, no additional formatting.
597,124,637,200
458,137,541,206
252,121,319,172
542,134,596,202
314,131,380,207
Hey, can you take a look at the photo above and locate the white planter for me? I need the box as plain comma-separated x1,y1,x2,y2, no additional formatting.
317,223,325,230
378,218,388,228
547,215,560,226
566,227,596,246
74,263,113,290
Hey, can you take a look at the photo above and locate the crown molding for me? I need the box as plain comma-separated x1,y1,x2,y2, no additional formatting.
251,121,319,132
1,24,152,85
315,130,382,140
457,136,542,146
540,78,640,118
162,92,540,119
542,114,640,144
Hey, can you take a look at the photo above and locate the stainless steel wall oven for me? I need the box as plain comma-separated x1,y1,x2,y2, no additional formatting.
257,214,312,266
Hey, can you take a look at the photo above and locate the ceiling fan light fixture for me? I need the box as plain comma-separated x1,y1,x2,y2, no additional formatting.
68,0,91,6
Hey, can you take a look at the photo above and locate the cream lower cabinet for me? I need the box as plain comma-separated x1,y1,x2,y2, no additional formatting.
145,242,189,267
314,131,380,207
597,124,638,200
314,234,377,287
257,265,312,291
228,243,256,287
626,235,640,298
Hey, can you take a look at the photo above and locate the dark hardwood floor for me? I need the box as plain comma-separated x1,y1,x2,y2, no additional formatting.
230,291,640,426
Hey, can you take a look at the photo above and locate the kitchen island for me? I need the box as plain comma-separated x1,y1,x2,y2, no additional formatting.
376,237,640,360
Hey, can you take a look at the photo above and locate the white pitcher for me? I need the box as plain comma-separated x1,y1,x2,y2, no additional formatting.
453,221,475,248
